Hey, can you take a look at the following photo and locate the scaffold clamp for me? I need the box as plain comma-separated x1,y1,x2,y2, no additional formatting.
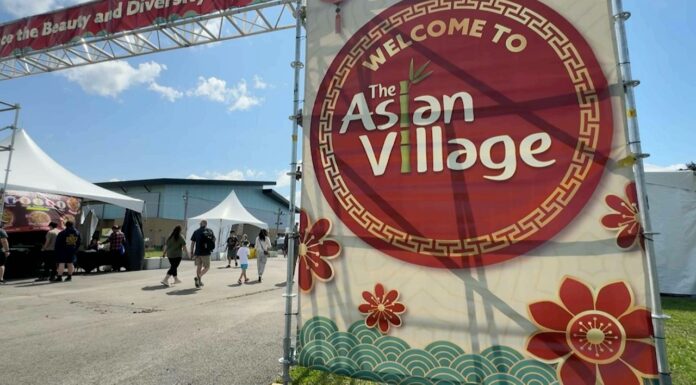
614,11,631,21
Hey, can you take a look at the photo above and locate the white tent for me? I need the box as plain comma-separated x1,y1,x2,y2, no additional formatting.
187,190,268,254
646,171,696,295
0,129,144,212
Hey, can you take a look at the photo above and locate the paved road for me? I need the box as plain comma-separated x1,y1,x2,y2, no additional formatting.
0,257,295,385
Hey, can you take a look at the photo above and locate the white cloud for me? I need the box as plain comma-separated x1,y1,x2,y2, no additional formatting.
60,60,181,101
245,169,265,178
188,77,262,111
644,163,687,172
275,170,291,188
188,76,228,102
60,60,177,99
148,82,183,102
109,178,121,182
283,190,302,209
186,169,267,181
0,0,89,18
213,170,246,180
253,75,269,90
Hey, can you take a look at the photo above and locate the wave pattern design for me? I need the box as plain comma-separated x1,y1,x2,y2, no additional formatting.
298,317,560,385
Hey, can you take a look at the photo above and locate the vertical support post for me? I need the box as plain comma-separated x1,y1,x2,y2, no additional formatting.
275,207,285,239
183,190,190,241
611,1,671,384
0,104,20,216
282,1,304,383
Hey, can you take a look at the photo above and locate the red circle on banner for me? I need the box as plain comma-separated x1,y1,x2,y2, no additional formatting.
309,0,614,268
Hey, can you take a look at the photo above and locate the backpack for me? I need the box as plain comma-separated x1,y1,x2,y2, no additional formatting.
199,228,216,254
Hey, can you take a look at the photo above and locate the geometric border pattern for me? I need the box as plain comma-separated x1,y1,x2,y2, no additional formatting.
298,316,561,385
314,0,602,258
298,316,660,385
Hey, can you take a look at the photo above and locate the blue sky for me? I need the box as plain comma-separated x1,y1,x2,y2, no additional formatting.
0,0,693,203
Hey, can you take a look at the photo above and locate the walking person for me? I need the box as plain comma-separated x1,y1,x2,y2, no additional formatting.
0,223,9,284
225,230,239,268
102,225,127,272
190,220,215,288
236,240,250,284
254,229,271,283
37,222,60,281
52,221,81,282
161,225,186,287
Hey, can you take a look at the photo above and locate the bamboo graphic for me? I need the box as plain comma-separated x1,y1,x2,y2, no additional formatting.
400,59,433,174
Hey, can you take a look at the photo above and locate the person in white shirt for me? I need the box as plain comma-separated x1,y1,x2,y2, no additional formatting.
254,229,271,283
236,241,250,284
38,221,60,281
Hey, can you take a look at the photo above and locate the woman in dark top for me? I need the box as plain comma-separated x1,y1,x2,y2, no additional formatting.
161,225,186,287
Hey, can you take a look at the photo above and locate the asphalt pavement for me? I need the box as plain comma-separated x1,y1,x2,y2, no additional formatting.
0,256,295,385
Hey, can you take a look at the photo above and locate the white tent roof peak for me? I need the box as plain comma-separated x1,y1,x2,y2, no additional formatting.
0,129,144,212
190,190,268,229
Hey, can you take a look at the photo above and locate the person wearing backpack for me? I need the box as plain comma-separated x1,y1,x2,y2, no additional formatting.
190,220,216,288
225,230,239,268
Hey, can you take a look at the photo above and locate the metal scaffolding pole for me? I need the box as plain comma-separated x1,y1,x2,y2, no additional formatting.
611,1,672,384
281,0,304,383
0,102,19,216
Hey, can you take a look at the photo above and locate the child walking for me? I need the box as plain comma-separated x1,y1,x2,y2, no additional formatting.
237,241,250,284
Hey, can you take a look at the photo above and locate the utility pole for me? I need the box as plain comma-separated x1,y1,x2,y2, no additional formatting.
182,190,190,248
274,207,284,238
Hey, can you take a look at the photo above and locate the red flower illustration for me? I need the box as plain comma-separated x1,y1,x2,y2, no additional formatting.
298,211,340,292
601,182,644,249
527,276,658,385
358,283,406,334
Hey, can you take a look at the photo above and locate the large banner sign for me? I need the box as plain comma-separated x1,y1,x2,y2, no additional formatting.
300,1,660,385
0,0,258,59
3,190,82,232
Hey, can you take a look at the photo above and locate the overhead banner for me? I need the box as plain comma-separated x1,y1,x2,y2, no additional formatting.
299,1,660,385
3,190,81,232
0,0,259,59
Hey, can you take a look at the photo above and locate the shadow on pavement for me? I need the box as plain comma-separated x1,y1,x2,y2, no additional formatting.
245,281,261,285
275,282,287,288
142,285,169,291
13,282,54,288
228,283,243,288
166,288,199,296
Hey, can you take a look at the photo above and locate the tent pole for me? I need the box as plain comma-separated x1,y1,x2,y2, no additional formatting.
0,104,20,217
281,0,303,383
611,1,671,383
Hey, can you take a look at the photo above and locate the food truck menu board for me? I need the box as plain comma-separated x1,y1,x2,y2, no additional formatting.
2,190,82,232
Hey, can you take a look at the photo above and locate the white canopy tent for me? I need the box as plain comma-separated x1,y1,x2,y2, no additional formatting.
0,129,144,212
187,190,268,254
646,171,696,295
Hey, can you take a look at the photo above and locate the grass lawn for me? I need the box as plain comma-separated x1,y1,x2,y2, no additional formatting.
286,296,696,385
145,250,162,258
662,296,696,385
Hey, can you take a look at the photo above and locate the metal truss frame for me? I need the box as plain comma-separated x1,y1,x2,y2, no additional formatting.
0,0,297,80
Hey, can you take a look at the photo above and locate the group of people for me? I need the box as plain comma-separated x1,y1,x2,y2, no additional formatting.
36,222,127,282
160,220,272,289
